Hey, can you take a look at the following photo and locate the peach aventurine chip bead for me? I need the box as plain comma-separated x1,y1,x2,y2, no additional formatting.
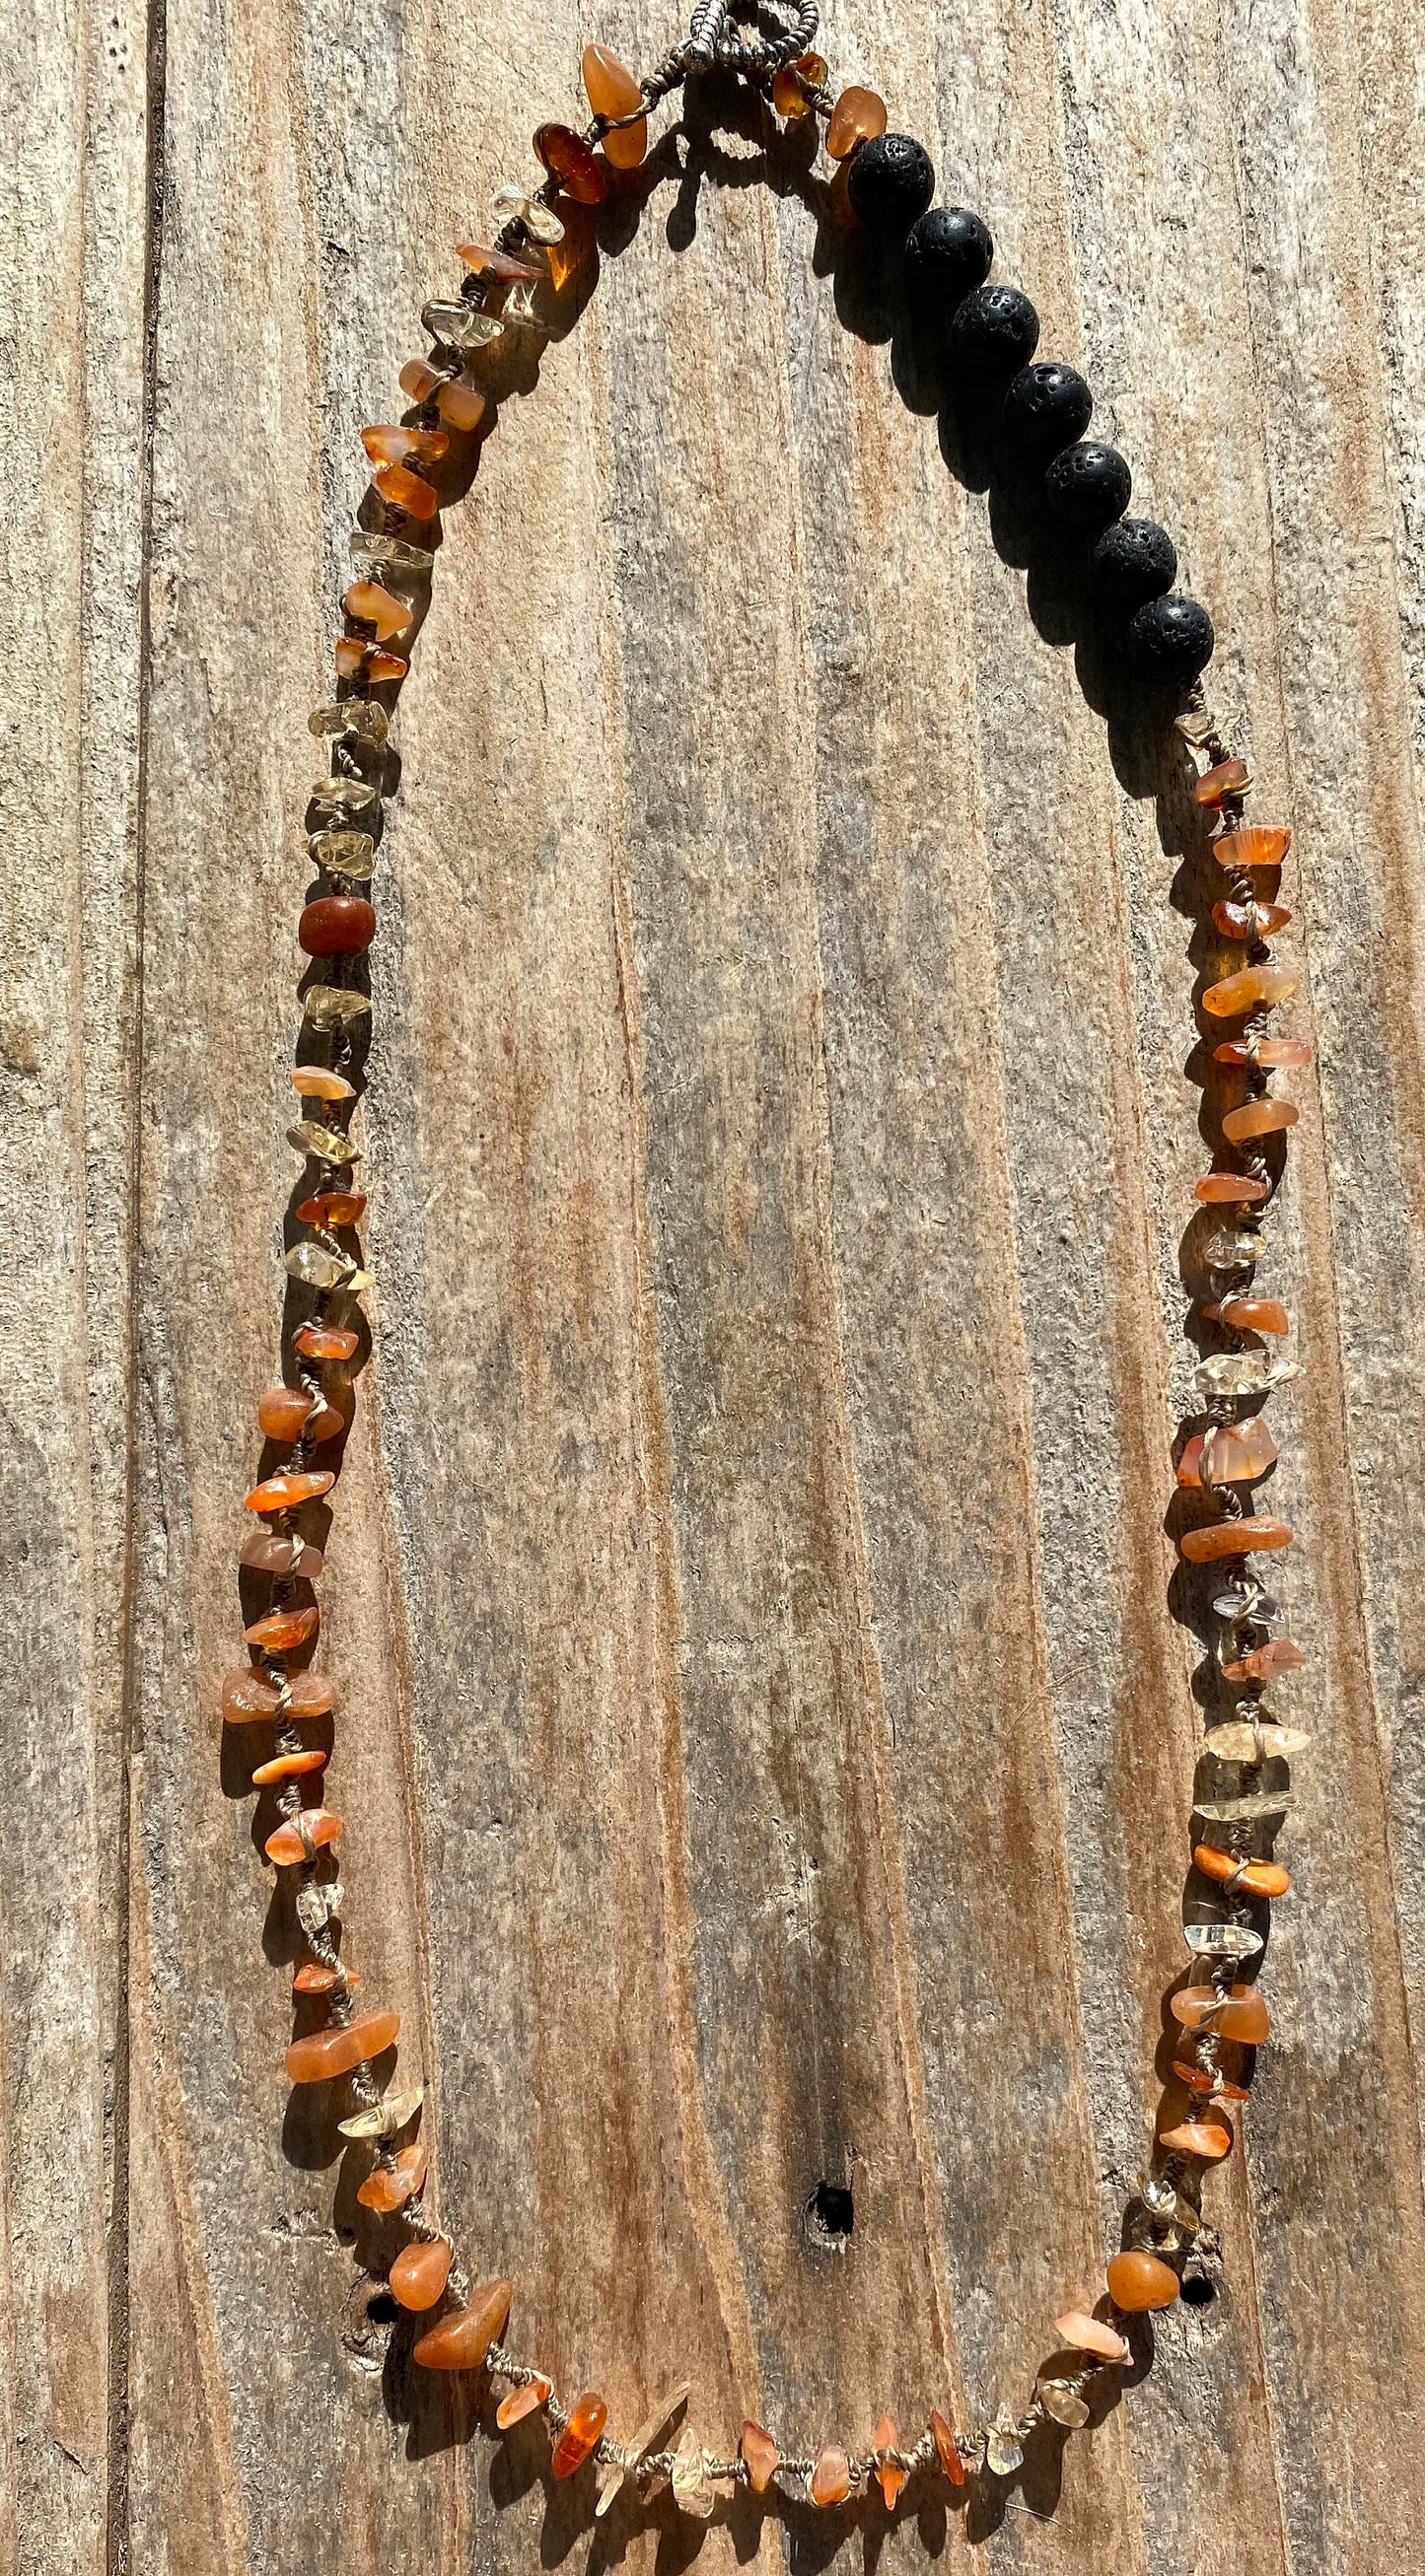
1180,1514,1294,1562
929,2408,965,2484
1208,1294,1290,1335
245,1468,335,1513
292,1065,355,1102
1221,1637,1306,1684
1214,823,1292,870
253,1747,327,1785
373,460,439,519
872,2418,906,2510
1222,1095,1300,1143
740,2421,779,2492
342,579,412,641
413,2275,513,2372
1054,2310,1130,2364
550,2390,608,2475
285,2006,400,2083
295,1323,360,1361
497,2374,553,2429
334,638,408,682
1202,963,1298,1017
243,1603,320,1653
810,2446,851,2507
1160,2115,1233,2161
1105,2250,1179,2313
221,1666,335,1723
362,422,449,467
827,84,888,157
581,43,648,167
1194,1844,1292,1898
265,1806,341,1863
398,360,487,434
391,2237,452,2310
1172,1983,1271,2044
293,1959,355,1993
1215,1034,1313,1070
357,2139,427,2211
1194,1171,1270,1204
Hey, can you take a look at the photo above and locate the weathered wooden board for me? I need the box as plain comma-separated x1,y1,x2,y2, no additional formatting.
4,0,1425,2565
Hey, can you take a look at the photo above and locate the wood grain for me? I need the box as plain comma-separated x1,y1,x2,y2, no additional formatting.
4,0,1425,2565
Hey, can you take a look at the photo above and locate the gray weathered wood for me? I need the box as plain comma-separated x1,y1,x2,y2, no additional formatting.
4,0,1425,2565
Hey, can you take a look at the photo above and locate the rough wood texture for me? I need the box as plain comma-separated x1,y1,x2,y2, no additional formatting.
3,0,1425,2563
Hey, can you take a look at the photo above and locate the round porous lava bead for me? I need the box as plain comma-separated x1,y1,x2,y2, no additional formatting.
1090,515,1177,618
846,133,936,234
1003,362,1093,462
1043,440,1133,534
903,205,994,313
1126,591,1215,682
947,282,1040,381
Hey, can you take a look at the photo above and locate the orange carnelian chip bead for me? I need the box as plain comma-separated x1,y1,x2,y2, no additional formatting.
1193,757,1251,806
253,1747,327,1785
413,2274,512,2371
497,2374,553,2429
1194,1170,1270,1204
357,2140,428,2212
1214,1034,1313,1070
1222,1096,1299,1143
739,2420,779,2492
534,123,609,204
221,1666,336,1723
1106,2250,1179,2313
1159,2114,1233,2161
292,1065,356,1102
390,2237,452,2310
1180,1514,1294,1563
298,1191,367,1228
872,2417,905,2510
300,895,376,957
581,44,648,168
240,1530,322,1575
295,1323,360,1361
1213,896,1291,940
456,240,543,282
265,1806,342,1864
929,2408,965,2484
810,2446,851,2507
342,580,411,641
1176,1416,1279,1487
1214,824,1291,870
361,423,449,466
550,2390,608,2475
772,48,826,115
1202,963,1297,1017
285,2006,399,2084
1221,1637,1306,1683
334,638,408,682
256,1384,320,1442
293,1960,356,1994
827,85,888,158
1193,1844,1292,1898
373,461,439,520
245,1468,335,1513
243,1603,320,1653
1171,1983,1270,2044
1207,1293,1289,1334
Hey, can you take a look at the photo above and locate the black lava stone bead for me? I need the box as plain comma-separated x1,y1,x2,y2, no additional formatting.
903,205,994,313
1126,592,1215,681
1043,440,1132,533
1090,515,1177,616
846,134,936,234
1003,362,1094,462
947,283,1040,380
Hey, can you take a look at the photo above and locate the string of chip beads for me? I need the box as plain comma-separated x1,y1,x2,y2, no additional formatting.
221,0,1309,2512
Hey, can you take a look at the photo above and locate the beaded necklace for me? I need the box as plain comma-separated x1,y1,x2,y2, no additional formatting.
224,0,1308,2519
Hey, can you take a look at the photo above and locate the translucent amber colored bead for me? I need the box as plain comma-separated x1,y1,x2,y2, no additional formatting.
1193,757,1251,806
872,2418,905,2510
581,44,647,166
1194,1844,1292,1898
1159,2115,1232,2160
1213,897,1291,940
355,2141,426,2211
293,1956,355,1989
252,1747,327,1785
334,639,408,682
342,580,412,641
772,48,826,114
295,1324,359,1361
391,2237,452,2310
1220,1637,1305,1683
455,239,543,284
1208,1294,1289,1335
292,1066,355,1102
285,2006,399,2083
739,2420,779,2492
240,1530,323,1576
244,1603,320,1653
534,122,609,204
497,2374,553,2429
397,360,488,435
810,2446,851,2506
1222,1096,1299,1143
245,1469,335,1513
299,895,377,957
1214,824,1291,870
297,1191,367,1228
411,2274,512,2370
1214,1035,1312,1070
827,85,888,158
1171,1983,1271,2043
374,461,439,519
1180,1514,1294,1562
1176,1416,1278,1487
220,1666,335,1722
550,2389,607,2474
1202,963,1297,1017
256,1384,341,1443
361,423,449,466
929,2408,965,2484
1105,2250,1178,2313
1194,1171,1269,1204
265,1806,341,1863
1053,2310,1129,2363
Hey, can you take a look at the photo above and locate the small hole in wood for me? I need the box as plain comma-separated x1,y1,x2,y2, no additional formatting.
806,2179,855,2246
1179,2271,1216,2309
365,2289,400,2326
